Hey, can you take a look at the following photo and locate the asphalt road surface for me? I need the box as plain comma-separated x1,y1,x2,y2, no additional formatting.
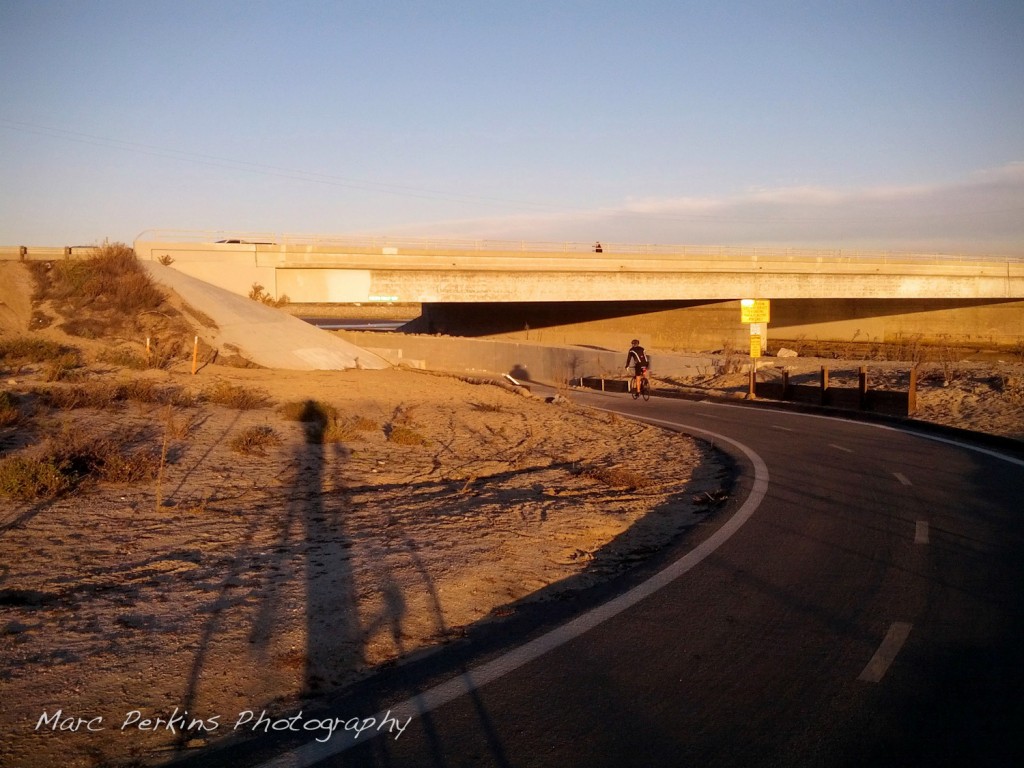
175,389,1024,768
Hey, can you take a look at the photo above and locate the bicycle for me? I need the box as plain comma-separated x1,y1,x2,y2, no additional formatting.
628,366,651,401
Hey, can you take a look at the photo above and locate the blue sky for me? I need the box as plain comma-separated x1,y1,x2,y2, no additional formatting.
2,0,1023,253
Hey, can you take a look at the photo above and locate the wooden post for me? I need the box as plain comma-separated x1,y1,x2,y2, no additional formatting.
858,366,868,410
748,362,757,399
908,367,918,415
781,369,790,401
820,366,830,405
191,336,199,375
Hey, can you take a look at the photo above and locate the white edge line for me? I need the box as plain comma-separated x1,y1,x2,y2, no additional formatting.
893,472,912,486
858,622,913,682
915,520,930,544
698,399,1024,469
257,414,770,768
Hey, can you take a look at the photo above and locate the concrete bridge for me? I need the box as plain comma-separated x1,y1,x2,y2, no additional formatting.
130,233,1024,352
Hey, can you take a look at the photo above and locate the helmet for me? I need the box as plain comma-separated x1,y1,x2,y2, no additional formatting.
631,339,639,346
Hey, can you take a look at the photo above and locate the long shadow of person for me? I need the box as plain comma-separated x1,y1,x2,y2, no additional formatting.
292,400,363,695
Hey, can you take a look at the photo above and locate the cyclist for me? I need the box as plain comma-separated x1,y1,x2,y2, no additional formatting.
625,339,649,394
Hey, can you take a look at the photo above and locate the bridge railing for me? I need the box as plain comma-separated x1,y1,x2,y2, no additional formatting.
129,229,1024,265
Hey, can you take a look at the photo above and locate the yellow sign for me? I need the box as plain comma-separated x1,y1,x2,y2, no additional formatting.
740,299,770,324
750,335,762,358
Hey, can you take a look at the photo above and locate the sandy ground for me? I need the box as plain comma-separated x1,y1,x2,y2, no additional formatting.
1,262,726,768
1,260,1022,767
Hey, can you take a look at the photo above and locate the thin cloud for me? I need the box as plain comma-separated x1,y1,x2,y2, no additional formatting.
403,163,1024,255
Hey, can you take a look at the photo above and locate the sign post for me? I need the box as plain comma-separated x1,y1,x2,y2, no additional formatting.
740,300,770,399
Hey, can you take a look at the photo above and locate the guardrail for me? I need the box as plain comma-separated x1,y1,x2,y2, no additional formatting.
5,235,1022,266
132,229,1021,265
0,245,101,261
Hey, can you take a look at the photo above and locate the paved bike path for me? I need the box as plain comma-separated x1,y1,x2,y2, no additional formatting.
175,390,1024,768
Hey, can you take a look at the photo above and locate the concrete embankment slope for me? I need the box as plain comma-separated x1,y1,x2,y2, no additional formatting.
143,262,389,371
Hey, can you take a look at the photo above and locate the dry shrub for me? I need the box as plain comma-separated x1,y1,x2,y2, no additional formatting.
0,337,77,366
470,401,506,413
998,374,1024,403
0,455,71,499
33,383,124,410
204,381,273,410
386,424,429,446
0,391,21,427
33,380,198,411
26,243,194,366
31,243,164,322
323,416,378,443
43,351,84,382
384,404,427,444
248,283,290,308
230,425,282,455
279,400,375,444
0,425,161,500
579,464,644,490
97,347,150,370
279,399,338,423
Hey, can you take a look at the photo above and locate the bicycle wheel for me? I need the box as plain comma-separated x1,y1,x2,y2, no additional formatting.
640,377,651,401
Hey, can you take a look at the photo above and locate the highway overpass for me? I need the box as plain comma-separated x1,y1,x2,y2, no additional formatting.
125,234,1019,351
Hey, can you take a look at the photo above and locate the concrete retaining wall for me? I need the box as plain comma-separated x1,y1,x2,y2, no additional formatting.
334,331,716,384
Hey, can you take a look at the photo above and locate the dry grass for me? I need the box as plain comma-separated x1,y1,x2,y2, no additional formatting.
25,242,198,369
203,381,274,410
0,337,78,368
279,399,378,444
386,424,430,446
0,390,21,427
32,380,199,410
384,403,428,445
578,464,645,490
30,243,165,334
248,283,291,308
229,425,283,455
0,424,161,500
998,374,1024,404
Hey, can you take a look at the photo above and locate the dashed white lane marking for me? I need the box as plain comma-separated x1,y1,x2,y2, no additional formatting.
772,425,795,432
256,414,770,768
829,443,854,453
915,520,930,544
893,472,912,486
858,622,913,683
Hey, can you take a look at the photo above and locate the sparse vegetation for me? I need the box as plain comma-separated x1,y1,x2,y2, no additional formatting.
0,424,161,500
330,414,378,442
248,283,291,307
32,380,198,410
997,374,1024,404
230,425,282,455
43,350,84,382
0,390,21,427
29,242,166,333
204,381,274,410
279,399,377,443
578,464,644,490
386,424,430,446
470,401,506,413
385,404,429,445
0,337,78,368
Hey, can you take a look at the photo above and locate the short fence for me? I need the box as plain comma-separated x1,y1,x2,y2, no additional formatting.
754,366,916,417
575,365,916,417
